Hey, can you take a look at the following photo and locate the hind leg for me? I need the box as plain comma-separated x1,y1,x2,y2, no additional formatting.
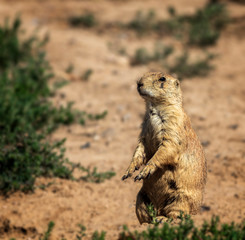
136,189,152,224
163,193,193,219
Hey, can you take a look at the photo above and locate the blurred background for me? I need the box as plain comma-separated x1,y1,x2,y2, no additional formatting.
0,0,245,239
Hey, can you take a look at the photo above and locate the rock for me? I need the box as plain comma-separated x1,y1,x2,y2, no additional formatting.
80,142,91,149
201,141,210,147
122,113,131,122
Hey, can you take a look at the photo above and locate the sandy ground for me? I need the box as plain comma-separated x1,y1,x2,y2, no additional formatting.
0,0,245,239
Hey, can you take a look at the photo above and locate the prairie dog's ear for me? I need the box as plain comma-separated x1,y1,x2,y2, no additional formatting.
175,79,180,88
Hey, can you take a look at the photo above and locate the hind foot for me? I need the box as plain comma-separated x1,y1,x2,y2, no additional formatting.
154,216,169,223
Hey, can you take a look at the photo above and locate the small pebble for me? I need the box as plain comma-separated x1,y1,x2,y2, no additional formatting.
80,142,91,149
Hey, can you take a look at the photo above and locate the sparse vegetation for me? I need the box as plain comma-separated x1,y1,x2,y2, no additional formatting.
126,3,229,46
65,63,74,73
0,18,113,195
76,224,86,240
40,221,55,240
168,52,215,78
131,43,173,66
127,4,227,77
127,10,156,36
68,13,97,28
107,42,127,56
36,216,245,240
130,44,215,78
67,3,229,47
170,3,230,46
67,4,229,79
147,203,158,225
75,225,106,240
119,216,245,240
81,68,93,81
79,166,115,183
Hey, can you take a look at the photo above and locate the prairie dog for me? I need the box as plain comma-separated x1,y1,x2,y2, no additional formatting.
122,72,207,223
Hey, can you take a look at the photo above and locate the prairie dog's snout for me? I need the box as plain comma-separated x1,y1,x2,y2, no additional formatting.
137,81,144,89
137,80,146,96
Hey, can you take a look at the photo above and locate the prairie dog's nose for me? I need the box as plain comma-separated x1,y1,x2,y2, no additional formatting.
137,82,144,88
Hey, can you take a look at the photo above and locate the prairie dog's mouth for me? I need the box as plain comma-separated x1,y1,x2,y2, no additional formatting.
137,87,153,97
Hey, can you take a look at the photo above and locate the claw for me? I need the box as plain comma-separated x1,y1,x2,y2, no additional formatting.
155,218,163,223
134,175,142,182
121,175,128,181
146,172,151,179
122,172,132,181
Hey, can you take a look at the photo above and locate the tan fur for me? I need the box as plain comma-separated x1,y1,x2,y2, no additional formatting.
122,72,207,224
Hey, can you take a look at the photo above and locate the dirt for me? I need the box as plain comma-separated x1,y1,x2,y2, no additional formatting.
0,0,245,239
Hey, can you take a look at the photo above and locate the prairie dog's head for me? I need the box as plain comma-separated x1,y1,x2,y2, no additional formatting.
137,72,182,105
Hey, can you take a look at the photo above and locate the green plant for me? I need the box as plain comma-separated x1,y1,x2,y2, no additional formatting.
131,42,215,78
79,166,115,183
168,52,215,79
74,224,106,240
91,231,106,240
65,63,74,73
81,69,93,81
127,10,156,36
39,221,55,240
76,224,87,240
12,216,245,240
87,110,108,121
107,42,127,56
0,18,112,195
119,216,245,240
161,3,229,46
147,203,158,225
126,3,229,46
131,44,174,66
52,79,70,91
69,13,96,28
186,3,229,46
131,48,151,65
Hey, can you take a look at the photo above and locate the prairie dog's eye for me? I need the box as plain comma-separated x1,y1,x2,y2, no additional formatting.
159,77,166,82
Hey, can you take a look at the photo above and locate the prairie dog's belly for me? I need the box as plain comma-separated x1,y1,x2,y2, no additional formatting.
142,115,163,160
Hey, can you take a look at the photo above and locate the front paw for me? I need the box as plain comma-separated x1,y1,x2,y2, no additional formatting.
122,161,141,181
134,164,155,181
121,167,134,181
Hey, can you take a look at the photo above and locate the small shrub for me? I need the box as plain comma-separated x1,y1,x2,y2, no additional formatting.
76,224,86,240
130,42,215,78
52,79,70,91
23,216,245,240
126,4,229,46
69,13,96,28
81,69,93,81
91,231,106,240
40,221,55,240
107,42,128,56
119,216,245,240
187,3,229,46
168,52,215,78
127,10,156,36
65,63,74,73
78,166,115,183
87,110,108,121
131,48,151,65
0,18,112,194
161,3,229,46
147,203,158,225
131,44,174,66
